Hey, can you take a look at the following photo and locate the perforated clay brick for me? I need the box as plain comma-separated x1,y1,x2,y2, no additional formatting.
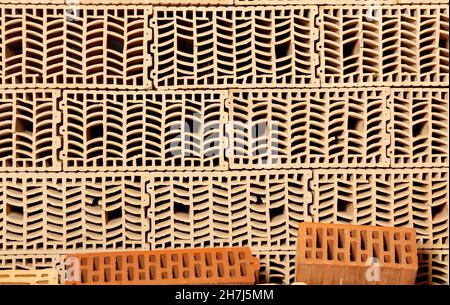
147,170,312,252
389,88,448,167
0,5,151,89
416,249,449,285
318,5,449,87
60,90,228,171
0,173,150,254
296,222,418,285
150,6,319,89
63,247,259,285
255,251,296,285
0,269,58,284
0,90,61,171
227,88,390,169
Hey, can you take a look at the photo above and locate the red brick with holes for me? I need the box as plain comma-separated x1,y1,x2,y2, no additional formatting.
296,222,418,285
63,247,260,285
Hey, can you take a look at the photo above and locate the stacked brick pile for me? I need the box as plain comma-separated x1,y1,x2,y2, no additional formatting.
0,0,448,284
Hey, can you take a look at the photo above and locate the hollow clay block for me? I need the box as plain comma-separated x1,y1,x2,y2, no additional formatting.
416,249,449,285
227,88,390,169
60,90,229,171
318,5,449,87
389,88,449,168
296,222,418,285
0,90,61,172
310,168,449,249
0,254,61,285
255,251,297,285
0,269,58,285
146,170,312,252
0,5,152,89
0,173,150,254
150,5,319,89
62,247,259,285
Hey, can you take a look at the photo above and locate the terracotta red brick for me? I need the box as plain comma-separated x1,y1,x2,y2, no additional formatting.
64,247,259,285
296,222,418,285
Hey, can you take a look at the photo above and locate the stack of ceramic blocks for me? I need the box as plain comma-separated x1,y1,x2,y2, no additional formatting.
0,0,448,285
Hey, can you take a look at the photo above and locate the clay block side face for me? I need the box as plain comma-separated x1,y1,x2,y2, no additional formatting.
0,174,150,254
148,171,311,252
60,91,228,171
0,6,151,89
310,169,449,249
0,269,58,284
256,251,296,285
318,5,449,87
150,6,318,89
0,254,60,270
63,247,259,285
0,255,61,284
416,250,449,285
0,91,61,171
296,223,418,285
390,88,449,167
227,88,390,169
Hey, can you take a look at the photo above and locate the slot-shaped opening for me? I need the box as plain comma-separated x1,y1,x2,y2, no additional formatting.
338,229,345,248
15,117,33,133
105,207,123,225
327,239,335,260
395,244,402,264
6,204,24,220
316,228,323,248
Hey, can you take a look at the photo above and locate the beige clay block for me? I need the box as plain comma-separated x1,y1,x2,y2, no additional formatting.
227,88,390,169
310,168,449,249
0,90,61,172
255,251,297,285
0,173,150,254
0,254,61,285
416,249,449,285
0,269,59,285
389,88,449,168
318,5,449,87
60,90,229,171
147,170,312,252
0,5,152,89
150,5,319,89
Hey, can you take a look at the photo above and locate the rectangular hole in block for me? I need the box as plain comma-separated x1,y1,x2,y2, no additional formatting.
104,268,111,282
338,229,345,248
350,241,356,262
395,244,402,264
205,253,212,267
327,239,334,261
228,252,235,266
182,253,189,267
194,264,201,278
316,228,323,248
383,232,390,252
160,254,167,268
217,263,224,277
172,265,179,279
360,231,367,251
149,266,156,280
